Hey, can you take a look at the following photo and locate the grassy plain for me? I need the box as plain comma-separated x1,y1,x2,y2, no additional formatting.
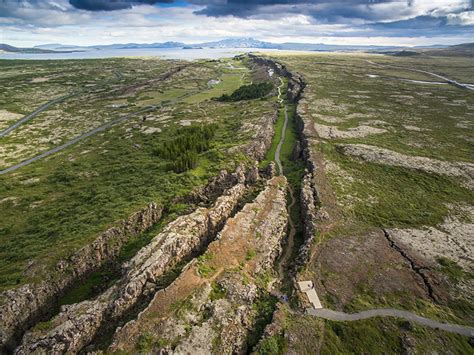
262,52,474,351
0,57,277,291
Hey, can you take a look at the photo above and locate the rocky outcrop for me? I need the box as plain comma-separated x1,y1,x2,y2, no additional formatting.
0,202,162,352
15,180,249,354
248,55,305,103
291,140,302,161
108,176,288,354
244,109,279,161
338,143,474,189
287,71,305,103
296,171,318,270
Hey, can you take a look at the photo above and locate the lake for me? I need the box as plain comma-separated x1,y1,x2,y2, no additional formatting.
0,47,284,60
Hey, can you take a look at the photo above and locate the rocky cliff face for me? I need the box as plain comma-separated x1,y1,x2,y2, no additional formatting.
108,176,288,354
248,55,305,103
0,202,162,352
15,175,252,354
296,171,318,269
245,110,279,161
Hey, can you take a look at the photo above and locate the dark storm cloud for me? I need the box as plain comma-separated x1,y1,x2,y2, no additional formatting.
69,0,174,11
195,0,397,19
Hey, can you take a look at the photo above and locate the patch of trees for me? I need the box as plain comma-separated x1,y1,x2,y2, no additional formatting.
153,124,217,173
216,81,274,102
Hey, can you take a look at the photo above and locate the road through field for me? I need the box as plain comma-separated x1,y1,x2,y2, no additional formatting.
0,93,78,138
366,60,474,90
0,106,157,175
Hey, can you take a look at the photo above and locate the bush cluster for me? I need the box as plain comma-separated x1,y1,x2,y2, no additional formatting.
153,124,217,173
216,81,273,102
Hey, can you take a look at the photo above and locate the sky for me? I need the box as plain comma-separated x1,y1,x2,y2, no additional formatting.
1,0,473,47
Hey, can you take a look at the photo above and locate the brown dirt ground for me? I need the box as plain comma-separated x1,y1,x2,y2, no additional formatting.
313,229,437,309
110,177,285,352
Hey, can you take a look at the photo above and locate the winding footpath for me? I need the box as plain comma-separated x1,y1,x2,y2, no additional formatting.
274,76,297,278
275,77,286,175
307,308,474,337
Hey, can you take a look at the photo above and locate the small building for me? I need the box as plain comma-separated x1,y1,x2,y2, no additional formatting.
298,280,323,309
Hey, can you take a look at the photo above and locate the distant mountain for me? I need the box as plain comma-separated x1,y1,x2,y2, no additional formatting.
2,38,469,57
35,43,90,51
380,43,474,58
199,37,279,49
30,38,401,52
0,43,60,53
89,41,186,50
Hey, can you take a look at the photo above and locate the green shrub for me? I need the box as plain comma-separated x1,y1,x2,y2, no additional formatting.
209,281,227,301
216,82,273,102
153,124,217,173
254,334,286,355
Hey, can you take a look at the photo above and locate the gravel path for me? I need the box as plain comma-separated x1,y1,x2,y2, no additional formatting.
275,77,286,175
307,308,474,337
275,105,288,176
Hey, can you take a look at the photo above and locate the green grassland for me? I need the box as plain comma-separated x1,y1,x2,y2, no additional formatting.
274,52,473,228
0,57,278,291
263,52,474,351
256,308,472,355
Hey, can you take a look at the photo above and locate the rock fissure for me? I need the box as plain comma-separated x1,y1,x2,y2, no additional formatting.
382,228,437,302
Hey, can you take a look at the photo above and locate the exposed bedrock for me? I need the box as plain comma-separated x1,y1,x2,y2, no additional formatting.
244,109,279,161
109,176,289,354
338,143,474,189
295,171,319,270
0,202,162,352
2,73,277,351
248,55,306,103
15,175,252,354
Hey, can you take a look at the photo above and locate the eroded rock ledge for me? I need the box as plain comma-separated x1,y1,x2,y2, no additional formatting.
2,58,280,351
15,172,252,354
338,143,474,189
0,202,162,352
109,176,288,354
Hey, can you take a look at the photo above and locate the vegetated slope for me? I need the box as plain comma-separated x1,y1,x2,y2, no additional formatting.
254,52,474,352
109,176,288,353
0,56,282,351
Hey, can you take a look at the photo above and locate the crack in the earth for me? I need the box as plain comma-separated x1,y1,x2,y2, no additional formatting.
382,228,437,302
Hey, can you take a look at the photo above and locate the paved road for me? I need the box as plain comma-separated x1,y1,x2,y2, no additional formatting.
0,93,78,138
0,106,157,175
307,308,474,337
0,71,126,139
366,60,474,91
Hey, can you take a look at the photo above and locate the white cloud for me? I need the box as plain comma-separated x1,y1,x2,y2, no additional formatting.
0,0,473,47
446,11,474,25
